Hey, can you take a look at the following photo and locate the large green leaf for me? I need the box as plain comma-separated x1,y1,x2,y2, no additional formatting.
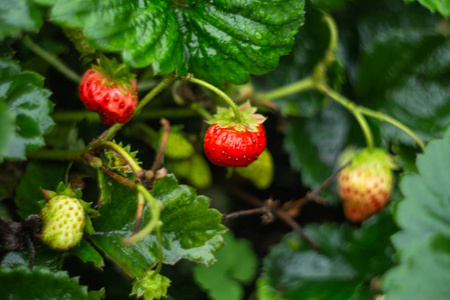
381,127,450,299
390,128,450,250
283,103,351,203
405,0,450,17
0,0,43,39
383,234,450,300
193,232,258,300
0,58,54,160
355,3,450,146
90,173,226,279
0,100,15,162
50,0,305,85
0,266,102,300
257,212,396,299
14,161,69,218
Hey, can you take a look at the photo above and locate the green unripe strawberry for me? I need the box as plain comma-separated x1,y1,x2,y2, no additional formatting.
40,195,86,251
187,154,212,189
235,149,274,189
337,147,394,222
165,131,195,159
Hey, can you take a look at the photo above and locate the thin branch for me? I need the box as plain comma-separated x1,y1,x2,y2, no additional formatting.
147,118,170,187
222,207,266,221
275,209,320,251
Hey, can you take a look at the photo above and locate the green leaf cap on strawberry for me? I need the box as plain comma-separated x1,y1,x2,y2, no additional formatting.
337,147,395,222
91,54,137,95
104,141,141,175
208,101,266,132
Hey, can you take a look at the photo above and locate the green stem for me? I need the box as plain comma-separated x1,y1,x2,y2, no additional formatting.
316,84,375,149
89,141,143,176
52,108,198,122
190,103,213,120
150,224,164,279
254,77,316,101
357,106,425,150
124,184,161,245
185,77,242,122
322,14,338,63
22,36,81,83
26,148,87,160
101,74,177,141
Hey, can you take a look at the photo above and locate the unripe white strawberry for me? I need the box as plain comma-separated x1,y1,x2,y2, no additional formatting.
337,148,394,222
40,195,85,251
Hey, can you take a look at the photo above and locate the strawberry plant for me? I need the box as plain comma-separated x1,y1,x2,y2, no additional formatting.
1,0,450,299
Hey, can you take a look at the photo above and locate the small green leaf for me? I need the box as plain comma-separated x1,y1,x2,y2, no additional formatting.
14,161,69,218
69,240,104,268
193,232,258,300
0,266,102,300
90,173,226,279
0,0,43,39
50,0,305,85
0,58,54,160
405,0,450,17
258,213,396,299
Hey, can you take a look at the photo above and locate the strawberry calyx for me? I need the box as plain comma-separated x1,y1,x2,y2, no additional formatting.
91,54,137,95
338,147,396,174
207,101,266,132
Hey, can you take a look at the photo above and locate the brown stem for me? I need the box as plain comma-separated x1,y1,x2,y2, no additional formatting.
143,118,170,189
222,207,266,221
275,209,320,251
133,192,145,233
99,166,136,189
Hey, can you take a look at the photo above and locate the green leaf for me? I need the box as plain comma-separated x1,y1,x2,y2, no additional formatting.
255,8,344,117
69,240,104,268
381,127,450,299
383,233,450,300
1,249,63,271
0,58,54,160
90,173,226,279
0,266,102,300
14,160,69,218
193,232,258,300
391,127,450,250
283,103,351,203
355,4,450,146
50,0,305,85
258,213,396,299
405,0,450,17
0,100,15,162
0,0,43,39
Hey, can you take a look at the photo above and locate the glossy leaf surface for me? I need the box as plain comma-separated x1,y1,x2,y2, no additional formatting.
0,58,54,160
50,0,305,85
90,174,226,279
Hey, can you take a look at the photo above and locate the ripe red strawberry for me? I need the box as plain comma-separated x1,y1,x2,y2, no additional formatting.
204,102,266,167
337,148,394,222
79,56,138,125
40,195,85,251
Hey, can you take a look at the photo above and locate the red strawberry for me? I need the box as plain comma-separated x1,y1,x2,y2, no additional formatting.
79,56,138,125
204,102,266,167
337,148,394,222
